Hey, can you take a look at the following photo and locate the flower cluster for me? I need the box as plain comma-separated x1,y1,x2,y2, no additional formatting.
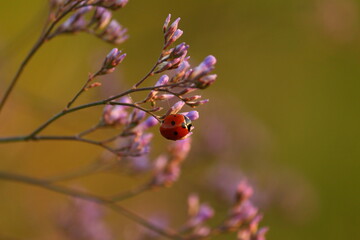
181,194,215,238
50,0,129,44
57,196,112,240
0,1,270,239
221,181,269,240
151,137,192,187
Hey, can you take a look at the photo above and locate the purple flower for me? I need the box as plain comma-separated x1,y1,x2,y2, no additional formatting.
152,155,181,187
155,75,169,86
164,29,183,48
153,94,174,101
236,180,254,205
171,60,191,82
163,14,172,33
189,55,217,83
143,74,170,102
123,155,150,173
196,74,217,89
129,109,146,124
130,132,153,156
57,195,112,240
100,0,129,10
165,101,185,115
57,7,93,34
183,111,199,121
171,42,189,58
103,96,131,126
187,99,209,107
100,48,126,74
168,136,191,162
101,19,128,44
187,202,214,227
164,16,181,45
135,116,159,132
93,7,112,30
225,201,258,230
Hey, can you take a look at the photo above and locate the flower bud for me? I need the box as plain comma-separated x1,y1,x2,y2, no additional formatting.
163,14,171,33
165,101,185,115
155,75,169,86
187,99,209,107
171,42,189,58
188,55,217,81
136,116,159,132
164,17,181,46
129,109,146,124
196,74,217,89
153,94,174,101
102,96,131,126
93,7,112,30
164,29,183,48
183,111,199,121
171,60,190,82
100,0,128,10
101,20,128,44
100,48,126,74
235,180,254,205
183,95,202,102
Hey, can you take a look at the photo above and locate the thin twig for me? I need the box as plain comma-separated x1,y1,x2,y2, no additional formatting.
44,159,116,183
66,70,101,109
0,135,119,156
0,171,184,240
109,102,161,121
0,2,82,114
26,83,181,138
132,44,168,89
111,182,152,202
0,83,182,144
77,122,103,137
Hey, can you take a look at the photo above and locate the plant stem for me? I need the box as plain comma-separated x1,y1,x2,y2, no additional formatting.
132,44,167,89
0,2,81,114
66,71,101,109
44,159,115,183
0,135,119,156
27,83,180,138
109,102,161,121
0,83,181,144
111,182,152,201
0,171,184,240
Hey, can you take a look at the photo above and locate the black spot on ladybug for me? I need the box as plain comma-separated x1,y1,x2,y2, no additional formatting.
171,121,176,126
173,131,178,136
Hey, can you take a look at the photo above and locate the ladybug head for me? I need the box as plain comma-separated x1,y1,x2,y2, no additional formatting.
183,115,193,132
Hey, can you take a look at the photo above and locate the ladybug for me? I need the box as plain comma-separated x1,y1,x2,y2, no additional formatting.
160,114,193,140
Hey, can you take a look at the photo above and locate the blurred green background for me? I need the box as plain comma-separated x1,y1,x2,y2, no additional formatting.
0,0,359,239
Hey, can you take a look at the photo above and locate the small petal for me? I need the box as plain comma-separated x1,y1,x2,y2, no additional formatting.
184,111,199,121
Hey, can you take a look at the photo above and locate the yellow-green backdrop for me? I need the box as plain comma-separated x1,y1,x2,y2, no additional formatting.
0,1,359,240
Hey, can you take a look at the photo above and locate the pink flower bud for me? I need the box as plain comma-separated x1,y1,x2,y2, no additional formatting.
164,17,181,46
164,29,183,48
153,94,174,101
187,99,209,107
166,101,185,115
155,75,169,86
183,111,199,121
189,55,217,81
163,14,171,33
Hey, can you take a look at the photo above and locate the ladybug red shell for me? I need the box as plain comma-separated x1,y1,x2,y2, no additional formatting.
160,114,193,140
